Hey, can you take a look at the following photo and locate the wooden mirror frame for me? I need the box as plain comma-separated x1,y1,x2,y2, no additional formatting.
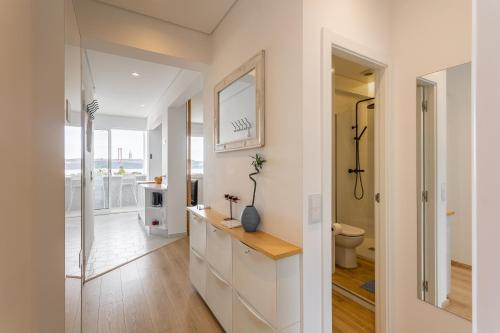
214,50,265,152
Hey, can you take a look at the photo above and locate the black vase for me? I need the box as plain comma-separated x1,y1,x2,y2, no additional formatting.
240,205,260,232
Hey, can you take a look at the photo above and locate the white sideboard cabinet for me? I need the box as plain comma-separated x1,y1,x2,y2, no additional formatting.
187,207,302,333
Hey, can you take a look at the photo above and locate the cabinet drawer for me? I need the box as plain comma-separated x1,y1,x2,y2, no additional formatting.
206,224,232,283
189,248,206,299
233,291,276,333
189,213,206,256
206,266,233,333
233,240,277,327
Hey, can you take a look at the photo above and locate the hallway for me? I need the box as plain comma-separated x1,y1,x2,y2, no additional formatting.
66,237,223,333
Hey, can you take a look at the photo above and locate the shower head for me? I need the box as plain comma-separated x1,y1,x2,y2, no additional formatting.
367,103,375,110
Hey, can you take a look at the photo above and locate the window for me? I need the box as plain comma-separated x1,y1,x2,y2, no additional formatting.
111,129,146,175
191,136,204,174
65,126,81,176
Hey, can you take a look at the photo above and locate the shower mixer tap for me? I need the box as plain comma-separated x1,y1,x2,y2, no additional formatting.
349,97,375,200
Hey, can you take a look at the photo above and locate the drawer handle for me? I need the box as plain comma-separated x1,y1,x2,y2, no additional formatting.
208,266,230,287
236,293,274,328
191,248,204,261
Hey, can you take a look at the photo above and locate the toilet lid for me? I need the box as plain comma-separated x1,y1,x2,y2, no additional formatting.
339,224,365,237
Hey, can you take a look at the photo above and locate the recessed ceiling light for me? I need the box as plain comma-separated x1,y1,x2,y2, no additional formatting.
140,104,145,107
131,72,140,77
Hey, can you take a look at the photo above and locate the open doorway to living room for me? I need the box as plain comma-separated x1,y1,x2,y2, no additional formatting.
65,48,204,280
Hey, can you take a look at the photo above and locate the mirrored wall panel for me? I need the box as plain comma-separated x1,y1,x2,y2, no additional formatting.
416,63,472,321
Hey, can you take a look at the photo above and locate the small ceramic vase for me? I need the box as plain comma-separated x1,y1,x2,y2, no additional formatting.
240,205,260,232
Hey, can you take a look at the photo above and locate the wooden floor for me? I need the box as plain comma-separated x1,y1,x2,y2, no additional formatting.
333,290,374,333
66,277,82,333
445,262,472,321
333,257,375,303
66,237,223,333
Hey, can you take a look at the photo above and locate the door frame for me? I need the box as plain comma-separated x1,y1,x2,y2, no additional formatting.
321,28,391,332
186,99,192,234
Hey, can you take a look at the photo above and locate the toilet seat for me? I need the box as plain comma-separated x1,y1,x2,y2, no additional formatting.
339,223,365,237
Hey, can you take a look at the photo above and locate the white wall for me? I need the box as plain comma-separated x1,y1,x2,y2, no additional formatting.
302,0,391,330
474,0,500,331
167,106,187,235
0,1,36,331
94,113,147,131
447,64,472,267
148,125,163,178
191,91,204,124
74,0,211,72
390,0,472,331
205,0,303,246
334,91,375,238
32,0,66,331
147,70,202,129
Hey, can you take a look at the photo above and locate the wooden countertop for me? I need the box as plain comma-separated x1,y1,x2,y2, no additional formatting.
187,207,302,260
138,183,167,191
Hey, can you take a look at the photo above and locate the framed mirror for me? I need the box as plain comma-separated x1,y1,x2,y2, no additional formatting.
416,62,472,321
214,50,265,152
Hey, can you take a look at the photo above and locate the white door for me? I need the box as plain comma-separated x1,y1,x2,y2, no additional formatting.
81,52,95,281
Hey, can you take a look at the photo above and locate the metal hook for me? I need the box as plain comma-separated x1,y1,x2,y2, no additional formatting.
238,119,245,130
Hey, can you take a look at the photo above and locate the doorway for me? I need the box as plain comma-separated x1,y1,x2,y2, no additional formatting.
321,30,390,333
332,55,377,332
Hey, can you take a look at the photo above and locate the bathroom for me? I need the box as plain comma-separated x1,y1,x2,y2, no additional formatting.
332,55,377,326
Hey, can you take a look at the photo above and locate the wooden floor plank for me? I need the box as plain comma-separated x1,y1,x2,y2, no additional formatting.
333,257,375,303
97,268,125,333
445,263,472,320
333,291,374,333
65,237,222,332
97,301,126,333
82,277,102,333
120,261,155,333
65,278,81,333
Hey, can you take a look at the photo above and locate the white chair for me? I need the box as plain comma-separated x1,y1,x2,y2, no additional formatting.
93,175,106,209
119,175,137,207
67,175,81,213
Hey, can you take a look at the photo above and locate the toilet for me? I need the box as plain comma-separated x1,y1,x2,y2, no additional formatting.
334,223,365,269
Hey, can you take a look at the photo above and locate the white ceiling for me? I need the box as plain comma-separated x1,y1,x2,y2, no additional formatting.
96,0,237,34
86,49,181,118
332,56,375,83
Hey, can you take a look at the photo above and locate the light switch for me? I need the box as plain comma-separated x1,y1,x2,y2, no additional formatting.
308,193,322,224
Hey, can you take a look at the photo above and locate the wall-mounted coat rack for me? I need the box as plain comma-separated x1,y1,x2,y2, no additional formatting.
231,117,252,133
